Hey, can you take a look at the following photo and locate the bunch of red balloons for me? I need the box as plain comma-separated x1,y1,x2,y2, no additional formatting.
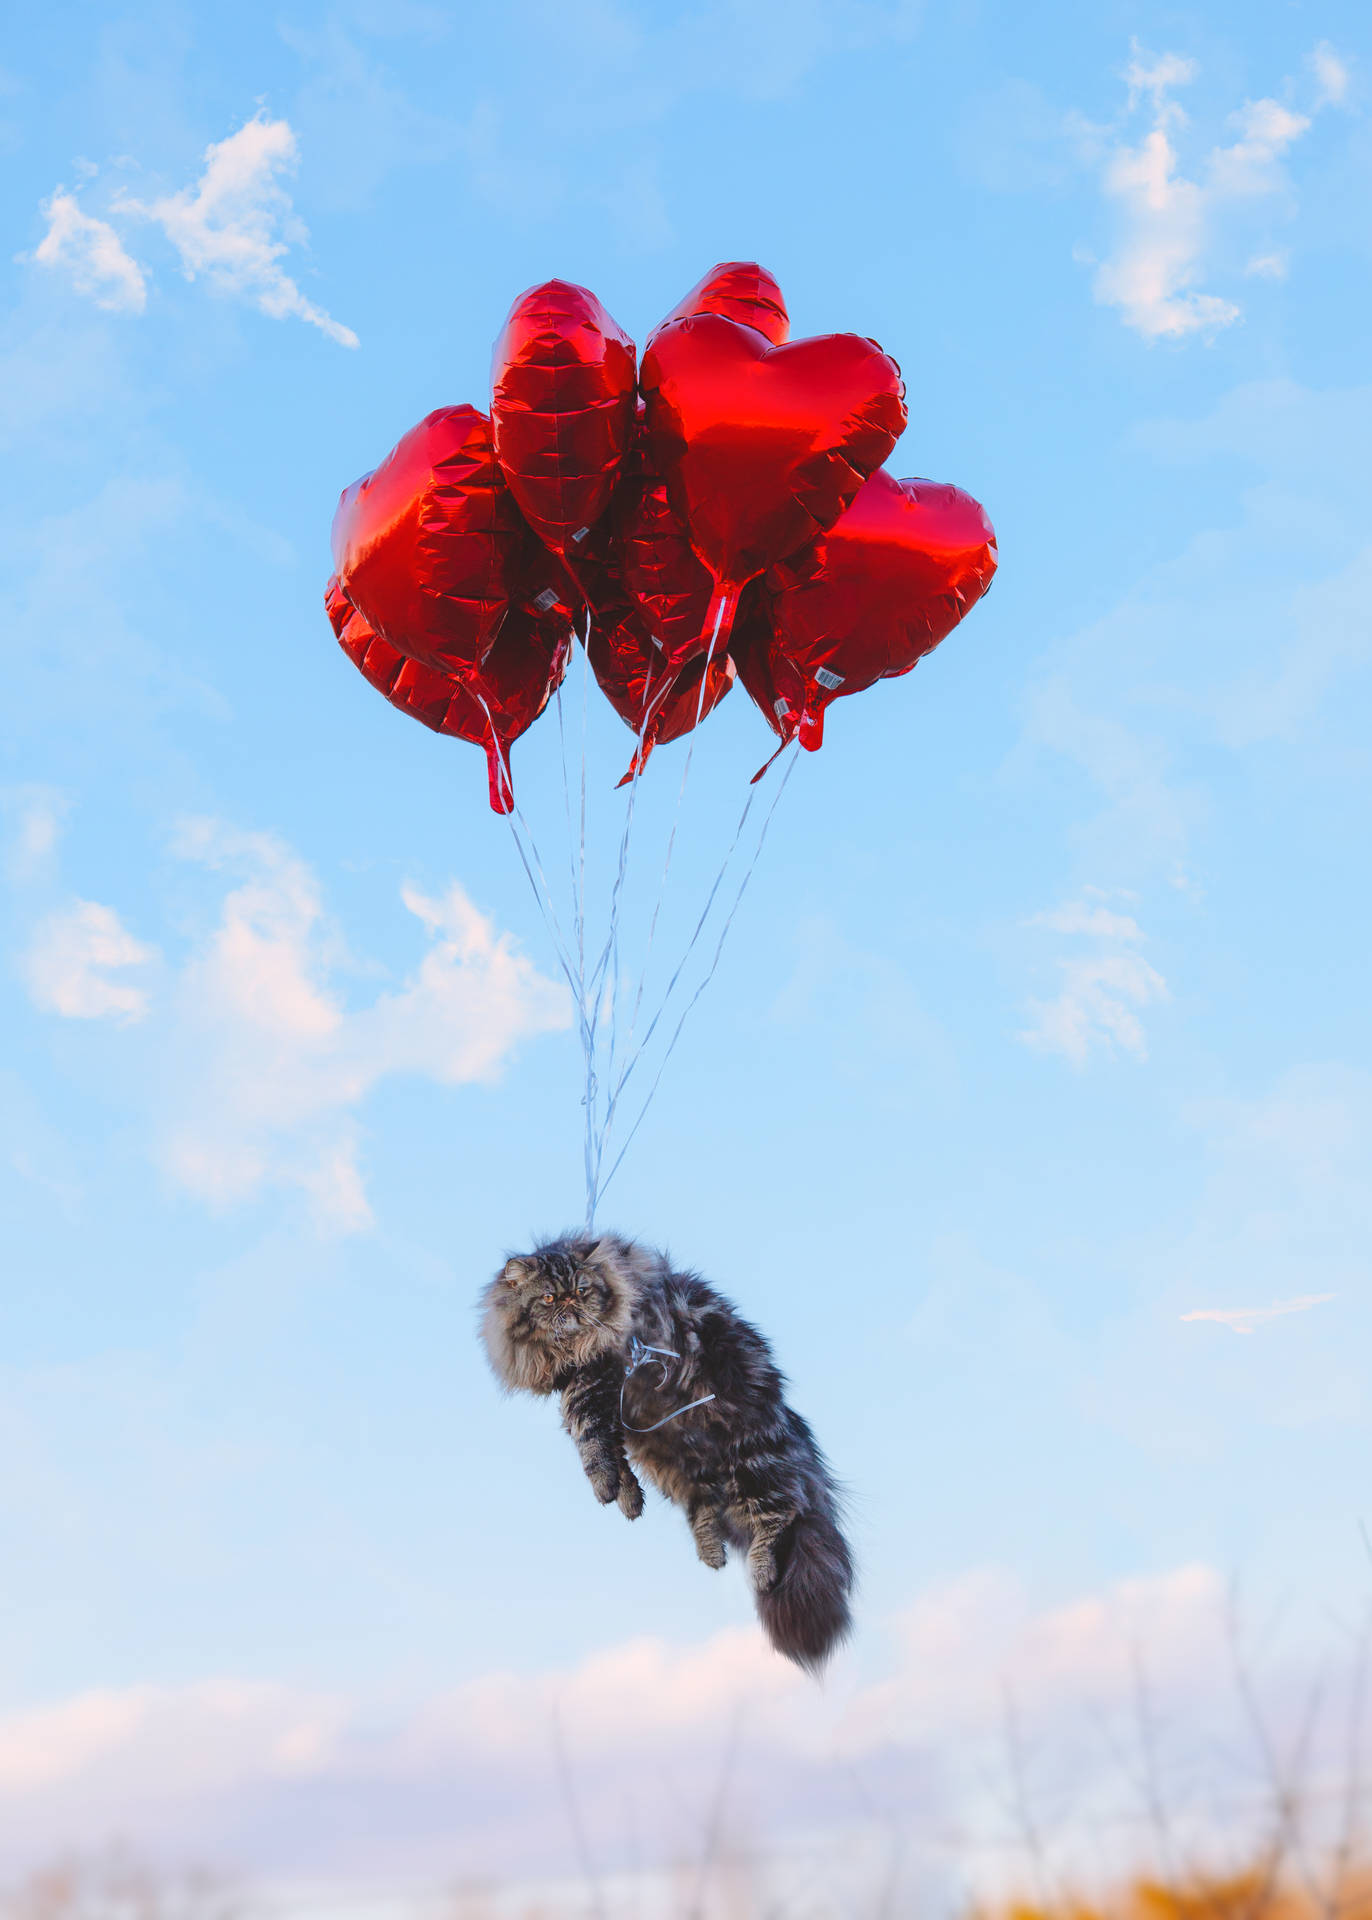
326,262,997,813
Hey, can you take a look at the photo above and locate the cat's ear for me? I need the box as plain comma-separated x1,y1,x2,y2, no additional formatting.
581,1238,615,1282
501,1258,531,1286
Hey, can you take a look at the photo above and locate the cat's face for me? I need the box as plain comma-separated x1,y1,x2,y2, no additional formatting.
481,1237,635,1391
504,1246,616,1343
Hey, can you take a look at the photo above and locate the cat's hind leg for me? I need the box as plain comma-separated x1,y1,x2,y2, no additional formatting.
743,1510,792,1593
727,1449,797,1593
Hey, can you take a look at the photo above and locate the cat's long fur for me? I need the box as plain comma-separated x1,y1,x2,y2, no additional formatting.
480,1233,853,1673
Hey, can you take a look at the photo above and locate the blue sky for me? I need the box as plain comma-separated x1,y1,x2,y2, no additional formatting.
2,0,1370,1902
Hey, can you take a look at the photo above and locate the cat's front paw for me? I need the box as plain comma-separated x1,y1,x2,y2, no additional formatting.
585,1459,620,1505
690,1512,727,1569
617,1472,644,1520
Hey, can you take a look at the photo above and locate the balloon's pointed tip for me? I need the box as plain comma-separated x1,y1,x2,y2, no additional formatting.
483,742,516,813
750,735,792,784
618,733,657,786
702,581,743,655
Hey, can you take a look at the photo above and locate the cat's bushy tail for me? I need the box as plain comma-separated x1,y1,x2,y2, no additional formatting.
755,1508,854,1674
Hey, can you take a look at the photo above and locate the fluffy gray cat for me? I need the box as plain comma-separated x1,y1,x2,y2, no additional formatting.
480,1232,853,1672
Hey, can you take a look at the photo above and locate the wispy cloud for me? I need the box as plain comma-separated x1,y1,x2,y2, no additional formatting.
1245,250,1288,279
3,787,68,884
28,191,147,313
117,116,358,347
1310,41,1351,109
160,820,567,1228
1087,40,1340,340
1181,1293,1335,1334
25,116,356,346
1020,892,1167,1064
23,900,157,1024
1028,899,1144,940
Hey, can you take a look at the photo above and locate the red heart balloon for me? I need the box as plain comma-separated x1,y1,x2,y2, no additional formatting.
562,518,738,783
740,471,998,755
613,416,718,678
328,571,467,732
331,406,531,678
326,575,571,814
639,315,907,623
587,613,737,787
649,260,789,348
491,280,637,559
729,610,805,757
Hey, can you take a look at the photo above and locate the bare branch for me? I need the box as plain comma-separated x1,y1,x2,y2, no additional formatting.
1002,1681,1055,1911
551,1702,608,1920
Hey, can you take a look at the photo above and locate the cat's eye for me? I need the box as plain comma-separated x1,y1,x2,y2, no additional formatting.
542,1293,554,1304
575,1280,587,1294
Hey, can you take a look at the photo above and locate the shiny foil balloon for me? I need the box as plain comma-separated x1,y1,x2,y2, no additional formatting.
328,573,470,730
649,260,789,348
491,280,637,558
331,406,531,678
729,609,805,781
463,606,575,809
639,315,907,634
749,471,998,752
587,612,736,786
562,520,643,647
562,515,735,779
326,576,571,813
613,422,719,678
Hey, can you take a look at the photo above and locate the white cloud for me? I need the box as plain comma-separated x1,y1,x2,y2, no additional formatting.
5,1570,1214,1807
26,117,355,346
1245,250,1288,279
1020,893,1167,1064
0,1569,1206,1834
1124,48,1197,110
23,900,157,1024
1028,900,1143,940
1310,42,1350,108
118,116,358,346
3,786,67,883
1088,42,1332,340
160,821,568,1228
29,190,147,312
1207,97,1310,200
1180,1293,1336,1334
1,1560,1347,1896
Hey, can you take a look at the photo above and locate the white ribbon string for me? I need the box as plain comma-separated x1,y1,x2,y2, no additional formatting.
596,743,799,1208
619,1335,716,1434
487,593,792,1234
